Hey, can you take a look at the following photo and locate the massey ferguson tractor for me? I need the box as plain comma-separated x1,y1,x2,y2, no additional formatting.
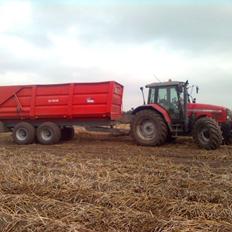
131,80,232,150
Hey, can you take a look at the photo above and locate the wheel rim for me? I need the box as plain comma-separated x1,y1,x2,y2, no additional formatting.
41,128,53,141
199,128,210,144
16,128,28,141
137,119,156,140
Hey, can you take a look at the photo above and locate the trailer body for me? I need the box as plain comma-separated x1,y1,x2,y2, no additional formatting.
0,81,123,125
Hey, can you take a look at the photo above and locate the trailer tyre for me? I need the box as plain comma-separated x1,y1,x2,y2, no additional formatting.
61,127,75,141
131,110,168,146
193,117,222,150
37,122,61,145
13,122,35,145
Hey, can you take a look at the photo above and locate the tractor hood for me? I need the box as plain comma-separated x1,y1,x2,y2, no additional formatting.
188,103,228,122
188,103,226,112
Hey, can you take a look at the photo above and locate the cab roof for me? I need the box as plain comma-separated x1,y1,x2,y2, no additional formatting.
146,81,185,88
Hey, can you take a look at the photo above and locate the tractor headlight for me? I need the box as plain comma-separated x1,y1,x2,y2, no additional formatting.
226,109,232,120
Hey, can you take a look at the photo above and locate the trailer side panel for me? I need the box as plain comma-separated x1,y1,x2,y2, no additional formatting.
0,81,123,121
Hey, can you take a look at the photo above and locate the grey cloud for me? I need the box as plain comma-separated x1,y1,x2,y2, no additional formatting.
22,4,232,53
103,5,232,55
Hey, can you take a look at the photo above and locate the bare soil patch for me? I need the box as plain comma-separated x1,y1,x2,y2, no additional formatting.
0,129,231,231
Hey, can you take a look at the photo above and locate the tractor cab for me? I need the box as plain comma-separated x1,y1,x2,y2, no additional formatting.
146,81,188,125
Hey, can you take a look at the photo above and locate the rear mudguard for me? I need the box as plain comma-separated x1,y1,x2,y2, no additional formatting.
132,104,172,131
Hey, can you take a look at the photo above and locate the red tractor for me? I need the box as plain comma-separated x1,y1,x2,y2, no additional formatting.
131,80,232,150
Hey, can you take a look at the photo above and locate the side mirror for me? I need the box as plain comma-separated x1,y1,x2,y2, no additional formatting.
196,86,199,94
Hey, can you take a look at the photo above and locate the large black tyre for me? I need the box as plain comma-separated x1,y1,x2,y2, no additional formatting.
131,110,168,146
13,122,35,145
37,122,61,145
61,126,75,141
193,117,222,150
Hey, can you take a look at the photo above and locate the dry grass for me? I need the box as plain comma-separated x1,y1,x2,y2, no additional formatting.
0,130,232,231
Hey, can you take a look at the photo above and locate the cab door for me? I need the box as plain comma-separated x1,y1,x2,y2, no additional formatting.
157,86,183,123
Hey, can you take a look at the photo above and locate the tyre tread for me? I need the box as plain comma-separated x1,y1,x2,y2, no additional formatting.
13,122,35,145
193,117,222,150
37,122,61,145
131,110,168,146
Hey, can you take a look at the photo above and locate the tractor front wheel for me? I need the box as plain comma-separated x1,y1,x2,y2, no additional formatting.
193,117,222,150
131,110,168,146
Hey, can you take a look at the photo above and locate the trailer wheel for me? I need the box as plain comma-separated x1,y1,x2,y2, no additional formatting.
13,122,35,145
61,127,75,141
37,122,61,145
193,117,222,150
131,110,168,146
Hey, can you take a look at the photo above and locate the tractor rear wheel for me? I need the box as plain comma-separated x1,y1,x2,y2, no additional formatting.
13,122,35,145
61,126,75,141
37,122,61,145
131,110,168,146
193,117,222,150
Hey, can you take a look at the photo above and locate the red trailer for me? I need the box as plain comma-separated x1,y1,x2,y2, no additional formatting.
0,81,123,145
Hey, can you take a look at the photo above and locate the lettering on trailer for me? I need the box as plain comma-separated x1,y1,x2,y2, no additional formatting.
86,97,95,103
48,99,60,103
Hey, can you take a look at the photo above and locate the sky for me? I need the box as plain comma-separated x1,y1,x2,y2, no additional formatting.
0,0,232,110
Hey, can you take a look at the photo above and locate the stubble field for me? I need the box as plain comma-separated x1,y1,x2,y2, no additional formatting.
0,128,232,232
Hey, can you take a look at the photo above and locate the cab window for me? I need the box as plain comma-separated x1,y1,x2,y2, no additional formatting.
170,87,179,110
149,88,156,104
157,88,168,108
